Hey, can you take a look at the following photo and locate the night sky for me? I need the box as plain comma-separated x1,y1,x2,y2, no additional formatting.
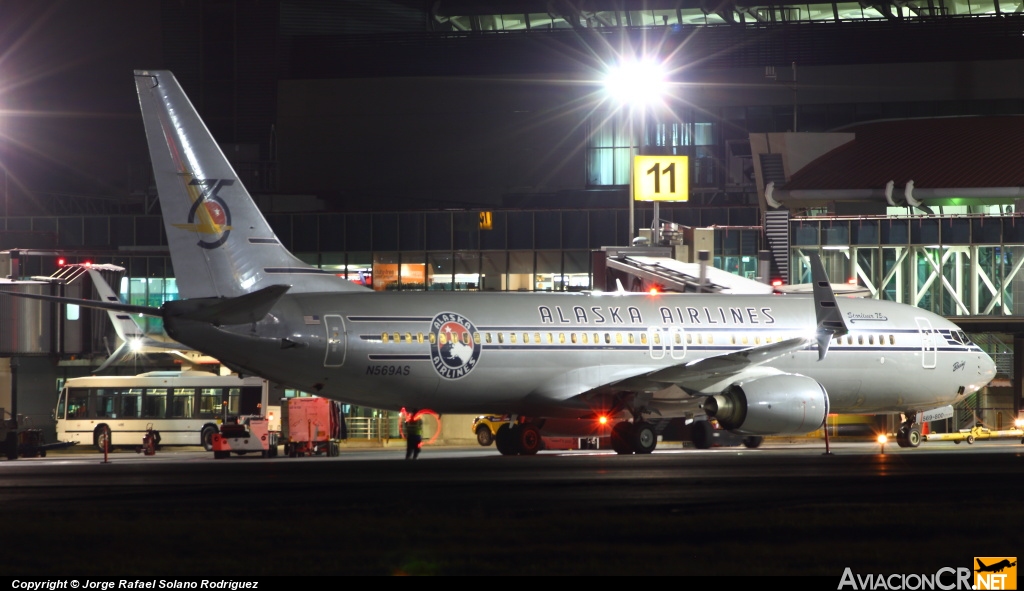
0,1,161,212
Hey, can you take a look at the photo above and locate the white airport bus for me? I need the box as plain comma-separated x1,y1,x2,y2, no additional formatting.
55,370,269,451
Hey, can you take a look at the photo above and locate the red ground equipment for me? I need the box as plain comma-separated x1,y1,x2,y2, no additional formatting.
211,416,279,459
138,423,160,456
284,397,344,457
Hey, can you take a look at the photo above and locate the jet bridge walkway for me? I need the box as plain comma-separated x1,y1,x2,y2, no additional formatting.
598,247,774,294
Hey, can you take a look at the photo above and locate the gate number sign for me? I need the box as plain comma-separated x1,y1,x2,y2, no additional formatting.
633,155,689,202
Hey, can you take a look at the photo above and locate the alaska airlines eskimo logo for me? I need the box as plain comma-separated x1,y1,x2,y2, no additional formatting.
172,178,234,249
429,312,481,379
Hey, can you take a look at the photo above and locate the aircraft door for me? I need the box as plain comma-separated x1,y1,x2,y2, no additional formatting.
324,314,347,367
914,317,937,369
647,327,687,361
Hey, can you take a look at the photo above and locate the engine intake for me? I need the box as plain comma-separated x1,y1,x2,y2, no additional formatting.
703,374,829,435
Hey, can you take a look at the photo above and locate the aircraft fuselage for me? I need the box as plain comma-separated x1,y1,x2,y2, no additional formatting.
165,289,995,419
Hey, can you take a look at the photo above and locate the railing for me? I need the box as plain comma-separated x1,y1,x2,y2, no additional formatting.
970,333,1014,379
343,416,401,440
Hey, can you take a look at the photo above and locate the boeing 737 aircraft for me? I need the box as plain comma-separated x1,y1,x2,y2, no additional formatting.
2,71,997,455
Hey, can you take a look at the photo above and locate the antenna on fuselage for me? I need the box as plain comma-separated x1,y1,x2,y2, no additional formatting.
807,253,849,361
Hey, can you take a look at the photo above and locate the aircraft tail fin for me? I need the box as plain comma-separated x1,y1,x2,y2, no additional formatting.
134,70,369,299
88,269,146,346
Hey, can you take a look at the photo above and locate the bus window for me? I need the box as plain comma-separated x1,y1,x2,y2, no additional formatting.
172,387,195,418
144,388,168,418
122,389,143,418
199,388,222,416
95,389,117,418
68,388,89,419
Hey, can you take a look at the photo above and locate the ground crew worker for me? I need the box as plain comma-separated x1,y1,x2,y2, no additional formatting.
405,409,423,460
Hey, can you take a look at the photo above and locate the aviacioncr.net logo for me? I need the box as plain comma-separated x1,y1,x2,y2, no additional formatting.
171,178,234,249
974,557,1017,590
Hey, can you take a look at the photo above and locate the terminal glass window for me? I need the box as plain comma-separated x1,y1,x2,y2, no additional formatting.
480,251,507,291
454,252,480,291
588,114,632,186
428,252,454,291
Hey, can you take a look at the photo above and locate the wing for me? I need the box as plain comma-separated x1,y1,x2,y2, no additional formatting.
528,336,816,419
615,336,814,391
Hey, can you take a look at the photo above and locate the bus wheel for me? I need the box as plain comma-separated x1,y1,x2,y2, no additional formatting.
201,425,218,452
94,425,111,452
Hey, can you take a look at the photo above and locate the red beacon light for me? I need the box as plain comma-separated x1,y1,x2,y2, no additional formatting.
771,278,784,288
56,257,66,266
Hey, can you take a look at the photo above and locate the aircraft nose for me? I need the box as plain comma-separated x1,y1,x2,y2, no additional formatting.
981,351,997,382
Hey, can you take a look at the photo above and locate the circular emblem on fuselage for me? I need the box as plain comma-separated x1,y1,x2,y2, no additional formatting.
429,312,482,380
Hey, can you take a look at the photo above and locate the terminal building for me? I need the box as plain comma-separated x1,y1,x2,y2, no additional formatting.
1,0,1022,442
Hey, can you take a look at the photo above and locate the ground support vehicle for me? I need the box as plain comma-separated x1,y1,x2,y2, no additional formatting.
211,416,279,458
2,410,78,459
924,424,1024,445
284,397,343,457
679,419,764,450
472,415,508,446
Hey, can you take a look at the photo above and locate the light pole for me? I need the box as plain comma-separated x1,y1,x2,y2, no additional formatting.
604,57,668,243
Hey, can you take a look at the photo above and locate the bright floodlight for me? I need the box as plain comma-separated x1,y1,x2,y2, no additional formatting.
604,59,668,107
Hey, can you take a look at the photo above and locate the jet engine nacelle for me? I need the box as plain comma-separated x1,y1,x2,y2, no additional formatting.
703,374,829,435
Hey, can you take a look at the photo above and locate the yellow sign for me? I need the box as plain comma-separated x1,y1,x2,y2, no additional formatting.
479,211,493,230
633,155,688,202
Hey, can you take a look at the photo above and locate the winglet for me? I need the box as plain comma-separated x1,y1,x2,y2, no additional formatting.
808,253,848,361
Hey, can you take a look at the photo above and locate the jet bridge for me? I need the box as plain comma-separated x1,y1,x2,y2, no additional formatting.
594,246,774,294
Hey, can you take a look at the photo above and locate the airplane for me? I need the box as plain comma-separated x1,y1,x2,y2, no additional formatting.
976,559,1016,573
0,70,997,455
83,266,219,371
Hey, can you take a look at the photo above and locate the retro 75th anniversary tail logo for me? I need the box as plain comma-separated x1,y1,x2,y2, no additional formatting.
172,177,234,249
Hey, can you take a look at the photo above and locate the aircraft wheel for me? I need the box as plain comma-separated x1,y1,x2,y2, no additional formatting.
966,435,975,444
691,421,713,450
610,422,635,455
201,425,218,452
632,422,657,454
906,427,922,448
476,426,494,447
94,425,112,452
494,424,518,456
517,424,542,456
742,436,764,449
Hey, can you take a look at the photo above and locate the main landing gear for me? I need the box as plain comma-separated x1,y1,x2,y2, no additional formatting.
610,421,657,455
895,413,922,448
494,423,543,456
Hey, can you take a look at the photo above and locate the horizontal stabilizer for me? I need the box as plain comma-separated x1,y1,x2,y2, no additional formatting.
163,284,291,325
0,290,158,316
